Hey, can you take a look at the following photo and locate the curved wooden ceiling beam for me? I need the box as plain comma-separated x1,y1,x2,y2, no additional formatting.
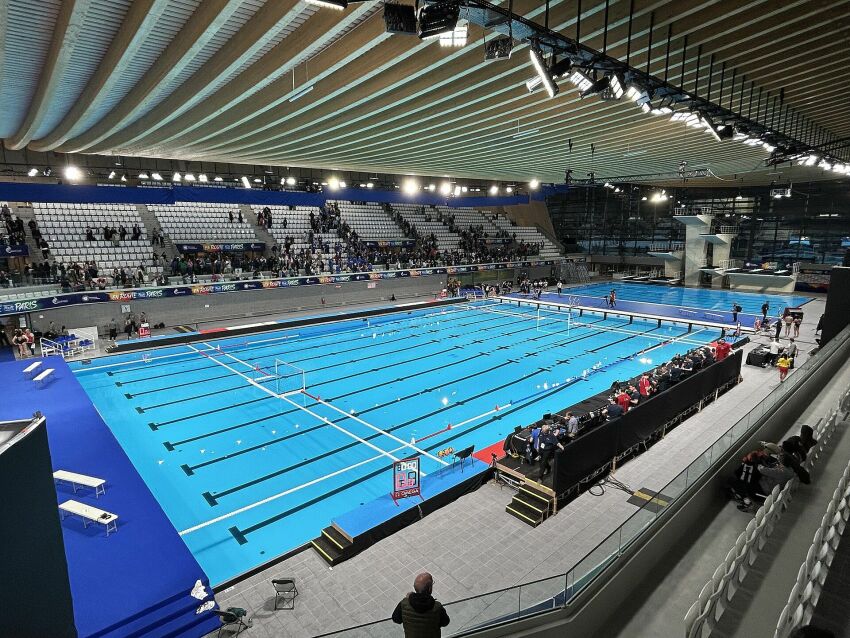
29,0,169,151
67,0,303,153
127,3,379,154
6,0,93,150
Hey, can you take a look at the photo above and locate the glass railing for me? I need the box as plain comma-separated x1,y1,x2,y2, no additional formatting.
316,325,850,638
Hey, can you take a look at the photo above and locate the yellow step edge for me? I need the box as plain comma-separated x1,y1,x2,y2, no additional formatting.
323,529,345,550
519,485,553,504
633,490,669,507
506,505,540,525
515,497,546,514
310,540,335,563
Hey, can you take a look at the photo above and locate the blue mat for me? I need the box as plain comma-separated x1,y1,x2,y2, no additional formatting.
0,346,16,362
0,356,220,638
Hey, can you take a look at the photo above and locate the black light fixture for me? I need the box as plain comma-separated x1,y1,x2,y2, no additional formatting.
384,3,417,34
580,74,610,98
417,1,460,40
484,35,513,60
528,41,558,98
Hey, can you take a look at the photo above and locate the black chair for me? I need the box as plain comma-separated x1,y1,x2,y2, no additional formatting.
272,578,299,610
453,445,475,472
213,608,251,637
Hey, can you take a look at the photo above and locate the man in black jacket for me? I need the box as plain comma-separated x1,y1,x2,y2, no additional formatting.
392,572,450,637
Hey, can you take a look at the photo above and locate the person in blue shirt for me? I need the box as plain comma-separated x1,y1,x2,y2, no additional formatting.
524,425,542,463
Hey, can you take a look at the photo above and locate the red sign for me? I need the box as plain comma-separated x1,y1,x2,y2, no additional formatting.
391,456,421,503
138,322,151,338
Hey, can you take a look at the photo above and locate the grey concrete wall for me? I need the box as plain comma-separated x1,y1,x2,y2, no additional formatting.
30,275,445,334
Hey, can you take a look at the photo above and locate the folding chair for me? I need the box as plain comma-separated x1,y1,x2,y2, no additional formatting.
213,608,251,637
272,578,299,610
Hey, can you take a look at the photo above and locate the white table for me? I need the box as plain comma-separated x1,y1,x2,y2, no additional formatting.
54,470,106,497
59,500,118,536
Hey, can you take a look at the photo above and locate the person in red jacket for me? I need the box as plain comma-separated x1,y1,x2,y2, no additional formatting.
638,373,652,397
617,389,631,413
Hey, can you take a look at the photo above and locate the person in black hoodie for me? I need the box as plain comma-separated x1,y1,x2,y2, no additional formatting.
392,572,450,637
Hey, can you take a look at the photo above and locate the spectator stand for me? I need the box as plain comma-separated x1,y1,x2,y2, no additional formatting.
40,327,97,360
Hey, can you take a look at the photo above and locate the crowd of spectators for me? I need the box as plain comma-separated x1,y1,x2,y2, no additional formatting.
729,425,815,511
85,223,143,243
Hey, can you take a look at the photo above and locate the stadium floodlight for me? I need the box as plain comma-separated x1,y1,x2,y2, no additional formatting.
27,168,38,177
485,35,513,60
579,74,610,98
489,185,499,195
327,177,340,190
506,186,513,193
383,3,417,34
151,172,163,181
402,178,419,194
172,172,181,181
439,181,451,195
529,43,558,98
626,84,650,105
305,0,346,9
184,173,196,181
453,185,461,196
366,182,374,188
198,174,208,182
108,171,116,179
569,70,594,94
339,180,347,188
241,176,251,189
138,172,149,180
529,178,539,189
417,2,460,40
428,183,436,191
64,166,82,181
439,22,467,47
698,113,722,142
608,72,625,99
120,174,127,182
213,175,223,182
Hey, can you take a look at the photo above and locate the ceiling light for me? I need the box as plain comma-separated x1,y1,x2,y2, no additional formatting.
453,185,462,196
366,182,374,189
327,177,340,190
461,186,468,192
27,167,38,177
108,171,116,179
529,44,558,99
339,180,347,188
198,174,208,182
402,178,419,194
579,74,610,99
241,176,251,189
440,182,451,195
384,3,417,34
253,177,262,183
213,176,223,182
489,185,499,195
289,85,314,102
120,174,127,182
529,179,539,189
138,172,149,180
304,0,346,9
64,166,82,181
184,173,196,181
439,23,467,47
506,186,513,193
151,172,163,181
417,2,460,40
428,183,436,191
484,35,513,60
569,70,593,94
172,172,181,182
608,73,625,99
735,194,743,200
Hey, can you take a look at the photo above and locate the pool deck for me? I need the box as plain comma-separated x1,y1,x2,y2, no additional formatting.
205,298,826,638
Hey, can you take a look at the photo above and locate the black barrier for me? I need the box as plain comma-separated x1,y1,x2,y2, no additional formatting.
551,350,743,496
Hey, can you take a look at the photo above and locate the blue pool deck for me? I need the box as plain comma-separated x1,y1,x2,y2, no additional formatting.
1,356,218,638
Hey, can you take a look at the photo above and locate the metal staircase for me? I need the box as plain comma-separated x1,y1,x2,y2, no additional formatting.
137,205,180,261
241,205,276,257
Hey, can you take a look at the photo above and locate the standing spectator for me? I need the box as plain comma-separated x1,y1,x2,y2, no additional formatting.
731,303,741,323
761,301,769,323
783,312,793,337
793,315,802,338
228,211,234,223
24,328,35,356
237,210,243,224
556,280,563,295
108,318,118,341
392,572,450,637
768,338,781,366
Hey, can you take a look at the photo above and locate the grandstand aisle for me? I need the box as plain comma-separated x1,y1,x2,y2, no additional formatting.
596,320,850,638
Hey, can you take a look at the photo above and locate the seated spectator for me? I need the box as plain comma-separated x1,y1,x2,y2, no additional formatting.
729,449,770,510
758,455,795,493
604,397,624,420
616,389,631,413
627,384,640,407
638,372,652,397
799,425,817,453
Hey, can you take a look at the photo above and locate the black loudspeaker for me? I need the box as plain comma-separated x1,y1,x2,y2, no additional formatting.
820,267,850,347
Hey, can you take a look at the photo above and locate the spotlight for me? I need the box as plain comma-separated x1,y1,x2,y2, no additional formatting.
198,174,208,182
428,183,436,191
241,176,252,189
327,177,340,190
151,172,163,181
579,74,610,99
184,173,196,181
461,186,468,192
108,171,116,179
506,186,513,193
138,172,149,180
529,179,539,189
402,178,419,194
607,72,625,99
27,168,38,177
64,166,82,181
43,167,52,177
283,176,295,186
366,182,374,189
439,23,467,47
529,44,558,98
453,185,461,196
489,185,499,195
417,2,460,40
213,176,223,182
305,0,346,9
383,3,417,34
172,172,181,182
120,174,127,182
339,180,347,188
484,35,513,60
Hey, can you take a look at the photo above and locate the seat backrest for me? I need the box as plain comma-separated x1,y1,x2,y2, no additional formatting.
273,578,295,591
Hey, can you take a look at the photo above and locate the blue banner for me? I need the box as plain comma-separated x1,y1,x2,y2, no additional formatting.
1,244,29,257
0,260,556,316
176,242,266,253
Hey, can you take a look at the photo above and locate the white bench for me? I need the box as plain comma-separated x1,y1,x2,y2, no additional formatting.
33,368,54,387
23,360,42,378
54,470,106,497
59,500,118,536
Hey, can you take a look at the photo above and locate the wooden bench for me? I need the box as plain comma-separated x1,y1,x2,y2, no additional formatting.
33,368,54,387
59,500,118,536
54,470,106,497
22,360,42,378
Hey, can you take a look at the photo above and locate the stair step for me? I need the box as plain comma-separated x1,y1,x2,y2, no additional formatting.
505,500,545,527
514,490,552,515
311,536,344,565
517,482,555,506
321,525,352,552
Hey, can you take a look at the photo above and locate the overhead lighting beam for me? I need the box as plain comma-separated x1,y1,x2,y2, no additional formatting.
529,43,558,99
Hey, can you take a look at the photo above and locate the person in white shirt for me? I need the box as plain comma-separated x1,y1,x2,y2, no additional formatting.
768,338,781,366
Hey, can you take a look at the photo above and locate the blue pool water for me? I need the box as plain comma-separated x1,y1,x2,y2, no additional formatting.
72,301,721,585
566,282,812,315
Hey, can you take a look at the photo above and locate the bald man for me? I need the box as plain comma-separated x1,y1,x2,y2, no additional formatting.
392,572,450,637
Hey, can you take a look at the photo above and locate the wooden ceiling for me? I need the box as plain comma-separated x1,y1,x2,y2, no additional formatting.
2,0,849,186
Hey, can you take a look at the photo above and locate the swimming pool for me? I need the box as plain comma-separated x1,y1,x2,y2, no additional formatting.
565,282,812,315
72,300,720,585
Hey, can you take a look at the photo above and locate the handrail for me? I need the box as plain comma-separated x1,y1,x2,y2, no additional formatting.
317,323,850,637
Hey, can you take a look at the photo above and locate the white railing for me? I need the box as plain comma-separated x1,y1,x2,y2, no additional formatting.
793,262,801,275
674,206,715,216
649,242,684,252
718,226,739,235
718,259,741,270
